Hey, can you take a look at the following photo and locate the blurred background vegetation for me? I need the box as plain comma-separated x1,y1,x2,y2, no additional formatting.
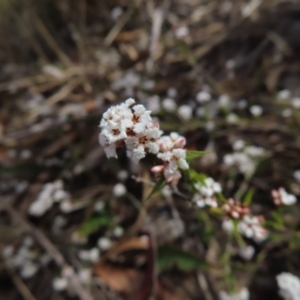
1,0,300,299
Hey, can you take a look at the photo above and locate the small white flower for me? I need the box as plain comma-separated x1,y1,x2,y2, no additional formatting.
291,97,300,109
175,26,189,39
218,94,231,108
282,108,292,118
233,140,245,151
94,201,105,212
20,262,39,279
239,245,255,260
167,88,178,98
250,105,263,117
53,277,68,292
196,90,211,103
111,6,123,20
112,183,127,197
205,121,215,132
226,113,238,124
146,95,160,113
162,98,177,112
78,269,92,284
113,226,124,237
272,188,297,206
294,170,300,182
98,237,112,251
277,272,300,300
278,89,291,101
178,105,193,120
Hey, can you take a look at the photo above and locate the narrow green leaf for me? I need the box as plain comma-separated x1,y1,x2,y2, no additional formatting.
186,150,207,162
79,213,113,236
158,245,208,272
243,188,254,205
147,178,166,200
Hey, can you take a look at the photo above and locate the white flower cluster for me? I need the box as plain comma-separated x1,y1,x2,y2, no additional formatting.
100,100,190,186
238,215,268,242
192,177,222,208
224,140,265,175
223,214,268,243
276,272,300,300
99,98,162,161
272,188,297,206
152,132,189,187
4,237,51,279
219,288,249,300
28,180,70,217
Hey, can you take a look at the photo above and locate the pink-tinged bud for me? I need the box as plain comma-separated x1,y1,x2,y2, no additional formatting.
257,215,265,222
228,198,234,205
232,211,240,219
174,138,186,148
166,176,174,183
159,143,168,152
151,165,164,173
271,189,278,198
153,122,160,128
243,207,250,215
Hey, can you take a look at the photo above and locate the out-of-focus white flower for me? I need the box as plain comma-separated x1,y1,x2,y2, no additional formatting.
222,219,234,233
239,245,255,260
175,26,189,39
224,144,265,175
111,6,123,20
244,146,265,157
224,153,255,175
78,248,100,263
196,90,212,103
112,183,127,197
178,105,193,120
162,98,177,112
291,97,300,109
272,188,297,206
20,262,39,279
238,215,268,242
117,170,129,181
226,60,236,70
219,288,250,300
226,113,238,124
250,105,263,117
94,201,105,212
113,226,124,238
167,88,177,98
278,89,291,101
53,276,68,292
282,109,292,118
20,149,32,159
192,177,222,208
233,140,245,151
205,121,215,132
2,246,14,258
98,237,112,251
218,94,231,108
146,95,160,113
294,170,300,182
78,269,92,284
28,180,70,217
277,272,300,300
